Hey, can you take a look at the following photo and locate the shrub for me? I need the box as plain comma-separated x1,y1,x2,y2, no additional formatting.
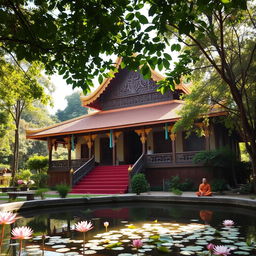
180,179,196,191
35,188,49,200
15,169,32,182
211,178,227,192
56,184,71,198
167,176,196,192
31,173,48,188
168,176,180,190
27,155,48,173
171,188,183,195
131,173,148,195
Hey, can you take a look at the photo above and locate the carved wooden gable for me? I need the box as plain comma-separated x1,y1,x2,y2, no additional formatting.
88,69,174,110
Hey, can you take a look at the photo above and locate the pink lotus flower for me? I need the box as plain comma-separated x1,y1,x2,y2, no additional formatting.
75,221,93,233
11,226,33,256
0,212,17,225
223,220,234,226
132,239,143,249
207,243,215,251
11,226,33,240
213,245,231,255
0,212,18,253
17,180,23,185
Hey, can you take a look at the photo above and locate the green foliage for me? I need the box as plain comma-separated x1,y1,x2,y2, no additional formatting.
55,184,71,198
193,147,251,185
131,173,148,195
211,179,227,192
0,57,52,175
35,188,49,200
15,169,32,182
56,92,87,122
27,155,48,173
0,164,10,169
179,179,196,191
31,173,48,188
167,176,195,192
168,175,180,190
171,188,183,196
240,143,250,162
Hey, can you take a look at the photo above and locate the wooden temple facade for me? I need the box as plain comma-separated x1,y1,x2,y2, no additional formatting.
26,58,239,192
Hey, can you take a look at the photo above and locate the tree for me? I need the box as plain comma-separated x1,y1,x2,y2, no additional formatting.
27,155,48,173
56,91,87,122
1,0,256,189
0,59,51,180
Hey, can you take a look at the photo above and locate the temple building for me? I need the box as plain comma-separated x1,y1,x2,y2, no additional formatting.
26,58,238,194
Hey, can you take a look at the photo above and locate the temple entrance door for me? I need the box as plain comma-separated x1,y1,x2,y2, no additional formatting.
124,131,142,164
81,144,89,159
100,137,112,165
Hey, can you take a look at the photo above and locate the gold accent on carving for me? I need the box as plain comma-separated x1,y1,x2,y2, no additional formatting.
91,134,97,141
128,165,132,172
204,128,210,137
114,131,122,139
144,128,152,135
135,129,143,136
135,128,151,144
170,133,176,141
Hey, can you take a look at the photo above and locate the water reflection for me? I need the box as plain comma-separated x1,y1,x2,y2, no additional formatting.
199,210,213,224
2,203,256,255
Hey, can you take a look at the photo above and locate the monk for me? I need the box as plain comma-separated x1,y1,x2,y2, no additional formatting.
196,178,212,196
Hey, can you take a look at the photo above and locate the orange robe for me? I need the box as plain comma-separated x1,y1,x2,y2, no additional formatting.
196,183,212,196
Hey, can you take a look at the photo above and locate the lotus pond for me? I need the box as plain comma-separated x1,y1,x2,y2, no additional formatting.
3,202,256,255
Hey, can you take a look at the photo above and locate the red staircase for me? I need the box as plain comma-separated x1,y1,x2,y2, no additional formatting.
71,165,129,194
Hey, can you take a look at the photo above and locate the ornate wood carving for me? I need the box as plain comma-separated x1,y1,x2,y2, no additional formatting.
176,152,199,164
146,153,173,168
94,69,173,110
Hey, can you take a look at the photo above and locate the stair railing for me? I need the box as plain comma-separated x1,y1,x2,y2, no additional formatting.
128,154,145,192
72,156,95,186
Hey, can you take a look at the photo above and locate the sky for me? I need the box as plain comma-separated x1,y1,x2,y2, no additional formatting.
47,74,82,114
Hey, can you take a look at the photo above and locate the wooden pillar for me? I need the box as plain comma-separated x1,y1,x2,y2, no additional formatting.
112,139,116,166
135,128,152,154
107,132,122,165
170,133,176,164
204,127,210,150
114,132,122,165
88,137,93,158
47,138,53,168
84,134,97,159
64,137,72,169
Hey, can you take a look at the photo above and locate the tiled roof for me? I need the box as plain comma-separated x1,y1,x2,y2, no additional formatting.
27,101,184,139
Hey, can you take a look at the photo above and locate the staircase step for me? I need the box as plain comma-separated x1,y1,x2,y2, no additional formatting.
71,165,129,195
71,189,127,194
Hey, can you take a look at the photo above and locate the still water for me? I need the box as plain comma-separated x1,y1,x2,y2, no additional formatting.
4,202,256,255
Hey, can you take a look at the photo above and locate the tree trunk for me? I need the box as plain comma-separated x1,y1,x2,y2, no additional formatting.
11,128,19,185
11,100,21,185
249,148,256,193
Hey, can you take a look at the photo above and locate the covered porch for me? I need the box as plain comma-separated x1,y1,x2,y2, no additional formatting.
44,121,213,187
